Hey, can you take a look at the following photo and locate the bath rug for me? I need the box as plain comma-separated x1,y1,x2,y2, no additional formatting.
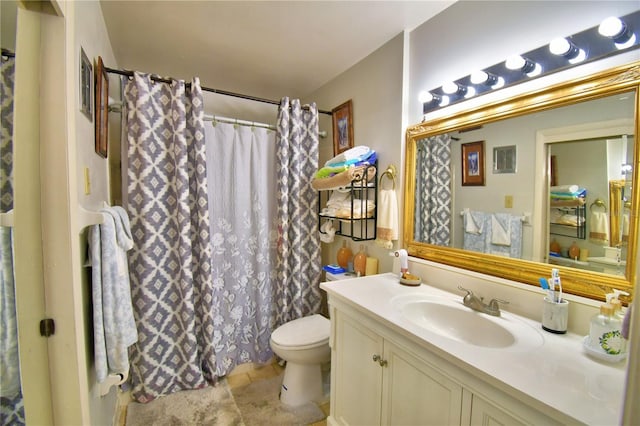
231,375,326,426
125,380,243,426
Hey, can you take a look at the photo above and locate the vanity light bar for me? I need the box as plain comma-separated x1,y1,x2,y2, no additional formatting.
421,10,640,114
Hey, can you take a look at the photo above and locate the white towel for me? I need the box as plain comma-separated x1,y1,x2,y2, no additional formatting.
589,211,609,245
375,189,398,249
464,209,483,234
325,145,371,167
622,212,630,243
550,184,579,194
88,206,138,383
491,214,511,246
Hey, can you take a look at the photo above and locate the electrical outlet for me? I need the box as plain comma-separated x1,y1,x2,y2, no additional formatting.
505,195,513,208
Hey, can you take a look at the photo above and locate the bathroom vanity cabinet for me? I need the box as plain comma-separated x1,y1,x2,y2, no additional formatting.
328,305,562,426
316,271,633,425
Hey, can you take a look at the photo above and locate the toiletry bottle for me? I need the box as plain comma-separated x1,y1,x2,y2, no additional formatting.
568,242,580,260
337,241,352,269
353,244,367,277
589,303,625,355
549,239,561,254
607,290,630,352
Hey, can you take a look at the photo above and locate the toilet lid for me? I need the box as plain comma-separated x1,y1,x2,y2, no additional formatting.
271,314,330,347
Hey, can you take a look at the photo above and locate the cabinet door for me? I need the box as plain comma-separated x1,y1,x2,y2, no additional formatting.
333,312,384,426
470,394,528,426
381,340,463,426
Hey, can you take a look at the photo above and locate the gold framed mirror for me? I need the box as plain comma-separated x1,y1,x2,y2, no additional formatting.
404,62,639,301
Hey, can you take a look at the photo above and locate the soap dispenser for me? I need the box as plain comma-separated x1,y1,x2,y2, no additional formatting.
589,303,625,355
353,244,367,277
337,240,352,270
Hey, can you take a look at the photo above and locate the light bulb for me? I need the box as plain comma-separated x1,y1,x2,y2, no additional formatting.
439,95,450,107
599,17,624,38
418,91,433,103
505,55,526,70
549,37,586,64
442,81,460,94
599,16,636,49
470,71,504,89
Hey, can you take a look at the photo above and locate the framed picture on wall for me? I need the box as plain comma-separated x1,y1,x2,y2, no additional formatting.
95,56,109,158
79,47,93,121
461,141,485,186
332,100,354,156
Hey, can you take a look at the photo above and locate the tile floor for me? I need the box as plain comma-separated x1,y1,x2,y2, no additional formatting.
226,359,330,426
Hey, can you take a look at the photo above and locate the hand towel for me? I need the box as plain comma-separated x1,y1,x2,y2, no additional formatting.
0,227,20,398
488,214,523,258
463,210,486,253
320,220,336,243
491,214,511,246
622,212,630,243
375,188,398,249
464,209,483,234
88,206,138,383
589,211,610,245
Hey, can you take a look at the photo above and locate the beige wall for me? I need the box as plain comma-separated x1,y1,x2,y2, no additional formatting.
307,32,406,277
39,0,119,424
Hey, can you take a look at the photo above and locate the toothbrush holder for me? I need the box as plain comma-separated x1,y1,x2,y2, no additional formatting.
542,297,569,334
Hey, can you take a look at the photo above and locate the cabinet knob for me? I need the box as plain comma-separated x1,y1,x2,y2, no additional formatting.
372,354,387,367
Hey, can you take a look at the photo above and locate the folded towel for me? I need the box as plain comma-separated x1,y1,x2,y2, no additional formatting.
88,206,138,383
311,165,376,191
491,214,511,246
488,214,523,258
551,184,579,193
464,209,484,234
589,211,609,245
325,145,371,167
375,189,398,249
463,210,487,253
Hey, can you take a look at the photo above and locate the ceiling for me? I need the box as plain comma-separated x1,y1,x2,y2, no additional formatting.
100,1,454,118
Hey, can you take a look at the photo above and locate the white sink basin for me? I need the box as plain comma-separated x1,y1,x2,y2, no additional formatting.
391,294,544,351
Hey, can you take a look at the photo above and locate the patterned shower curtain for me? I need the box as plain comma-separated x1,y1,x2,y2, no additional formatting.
414,134,452,245
124,73,215,403
0,53,24,425
204,121,277,375
273,98,322,327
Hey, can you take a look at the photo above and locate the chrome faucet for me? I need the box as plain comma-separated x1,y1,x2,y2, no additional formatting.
458,286,508,317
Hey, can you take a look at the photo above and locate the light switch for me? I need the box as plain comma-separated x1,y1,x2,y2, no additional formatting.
504,195,513,208
84,167,91,195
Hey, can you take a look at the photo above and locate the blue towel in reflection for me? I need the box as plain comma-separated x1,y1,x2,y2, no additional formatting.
463,210,487,253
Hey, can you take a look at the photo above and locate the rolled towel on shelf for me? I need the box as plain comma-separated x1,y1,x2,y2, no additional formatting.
311,165,376,191
550,184,579,194
325,145,371,167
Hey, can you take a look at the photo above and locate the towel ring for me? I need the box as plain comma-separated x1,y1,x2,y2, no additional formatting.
379,164,397,190
590,199,607,213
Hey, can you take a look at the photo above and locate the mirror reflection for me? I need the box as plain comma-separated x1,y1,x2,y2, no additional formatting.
405,63,639,300
1,0,22,422
412,91,636,279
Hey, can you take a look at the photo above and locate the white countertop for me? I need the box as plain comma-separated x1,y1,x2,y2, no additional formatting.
320,273,627,425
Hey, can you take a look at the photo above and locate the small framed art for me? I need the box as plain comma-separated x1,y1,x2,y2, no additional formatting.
80,47,92,120
95,56,109,158
461,141,485,186
332,100,354,155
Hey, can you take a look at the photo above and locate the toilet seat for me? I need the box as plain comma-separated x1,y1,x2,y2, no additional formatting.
271,314,329,350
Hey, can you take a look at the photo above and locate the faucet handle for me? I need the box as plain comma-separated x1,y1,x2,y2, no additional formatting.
457,285,472,296
488,298,509,309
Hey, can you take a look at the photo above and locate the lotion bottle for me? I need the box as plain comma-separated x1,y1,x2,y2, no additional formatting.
589,303,624,355
353,244,367,277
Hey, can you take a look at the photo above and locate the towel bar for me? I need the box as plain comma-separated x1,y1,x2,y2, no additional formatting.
460,209,531,224
590,199,607,212
379,164,397,190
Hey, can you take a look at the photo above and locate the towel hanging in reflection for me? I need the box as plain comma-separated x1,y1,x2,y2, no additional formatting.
589,211,609,245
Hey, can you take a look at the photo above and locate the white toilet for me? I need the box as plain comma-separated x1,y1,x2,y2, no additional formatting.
270,313,330,406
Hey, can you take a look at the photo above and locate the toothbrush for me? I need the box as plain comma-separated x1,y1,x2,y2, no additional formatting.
551,268,562,303
539,278,554,301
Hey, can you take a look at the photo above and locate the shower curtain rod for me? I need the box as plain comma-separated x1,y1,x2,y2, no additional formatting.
104,66,333,116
